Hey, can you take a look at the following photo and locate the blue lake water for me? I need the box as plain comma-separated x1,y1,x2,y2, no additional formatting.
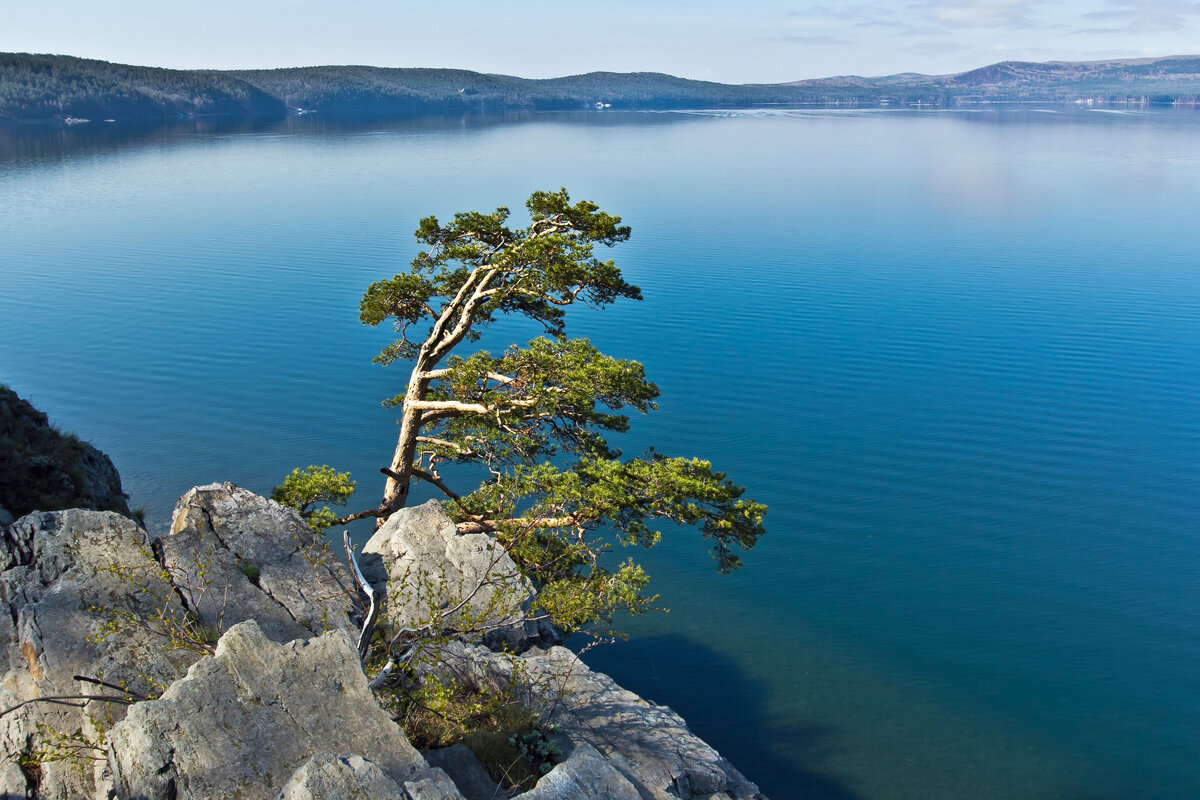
2,107,1199,799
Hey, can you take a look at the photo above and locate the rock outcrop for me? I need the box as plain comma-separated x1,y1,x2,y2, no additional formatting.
0,485,763,800
425,640,761,800
0,385,131,520
0,510,194,799
107,619,456,800
0,485,360,799
162,482,358,643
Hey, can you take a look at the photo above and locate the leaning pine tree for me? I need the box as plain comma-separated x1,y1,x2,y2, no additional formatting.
275,188,765,633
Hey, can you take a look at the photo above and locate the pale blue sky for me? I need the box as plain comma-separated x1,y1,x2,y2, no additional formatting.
3,1,1199,83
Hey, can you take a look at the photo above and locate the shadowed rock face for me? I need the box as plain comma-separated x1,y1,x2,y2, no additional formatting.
0,386,131,520
426,640,763,800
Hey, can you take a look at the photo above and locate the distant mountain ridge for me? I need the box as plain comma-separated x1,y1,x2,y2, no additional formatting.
793,55,1200,98
3,52,1200,122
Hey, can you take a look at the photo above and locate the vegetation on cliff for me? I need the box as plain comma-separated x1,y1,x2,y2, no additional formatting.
0,384,131,519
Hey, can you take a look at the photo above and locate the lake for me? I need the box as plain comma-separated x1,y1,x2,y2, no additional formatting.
2,107,1198,800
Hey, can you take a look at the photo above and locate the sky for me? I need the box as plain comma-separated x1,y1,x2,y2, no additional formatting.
3,0,1200,84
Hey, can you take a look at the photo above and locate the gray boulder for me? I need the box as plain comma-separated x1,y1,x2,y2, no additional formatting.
160,482,359,643
422,743,503,800
402,768,474,800
518,743,643,800
362,500,556,653
107,619,456,800
278,752,406,800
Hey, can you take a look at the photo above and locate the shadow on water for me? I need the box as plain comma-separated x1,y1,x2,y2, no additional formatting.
578,633,865,800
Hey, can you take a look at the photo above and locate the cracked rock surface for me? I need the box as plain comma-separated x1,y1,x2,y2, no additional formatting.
0,485,361,799
162,482,358,643
0,483,764,800
107,619,458,800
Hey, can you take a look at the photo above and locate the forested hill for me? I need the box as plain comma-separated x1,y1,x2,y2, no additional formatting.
224,67,800,114
0,53,284,120
4,52,1200,123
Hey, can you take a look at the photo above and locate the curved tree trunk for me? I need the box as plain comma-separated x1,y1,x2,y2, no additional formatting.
378,359,429,527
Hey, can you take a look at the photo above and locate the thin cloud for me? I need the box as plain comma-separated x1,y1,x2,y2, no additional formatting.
787,4,898,26
908,41,974,57
779,34,854,45
791,5,892,21
1082,0,1200,32
911,0,1043,29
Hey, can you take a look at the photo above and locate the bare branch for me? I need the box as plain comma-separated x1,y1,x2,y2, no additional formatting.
0,694,136,720
410,468,462,502
334,507,387,525
410,397,539,415
73,674,150,701
344,531,379,664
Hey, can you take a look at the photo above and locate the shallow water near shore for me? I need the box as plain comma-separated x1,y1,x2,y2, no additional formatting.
2,107,1199,799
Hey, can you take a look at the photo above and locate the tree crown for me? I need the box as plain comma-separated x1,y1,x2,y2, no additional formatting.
280,189,765,638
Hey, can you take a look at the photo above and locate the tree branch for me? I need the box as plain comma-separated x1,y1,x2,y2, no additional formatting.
455,515,582,534
415,435,474,455
409,397,539,414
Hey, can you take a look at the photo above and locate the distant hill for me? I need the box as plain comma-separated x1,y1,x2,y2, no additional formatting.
3,52,1200,123
222,67,808,114
790,55,1200,102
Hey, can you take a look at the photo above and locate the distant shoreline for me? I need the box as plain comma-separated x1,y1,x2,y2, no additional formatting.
5,52,1200,125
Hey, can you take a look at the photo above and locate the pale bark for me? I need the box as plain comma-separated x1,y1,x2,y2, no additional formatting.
344,531,379,663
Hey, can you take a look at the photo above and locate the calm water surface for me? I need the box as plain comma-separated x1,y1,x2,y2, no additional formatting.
2,108,1199,799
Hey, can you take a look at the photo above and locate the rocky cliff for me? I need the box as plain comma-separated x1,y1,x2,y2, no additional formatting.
0,483,764,799
0,386,131,524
